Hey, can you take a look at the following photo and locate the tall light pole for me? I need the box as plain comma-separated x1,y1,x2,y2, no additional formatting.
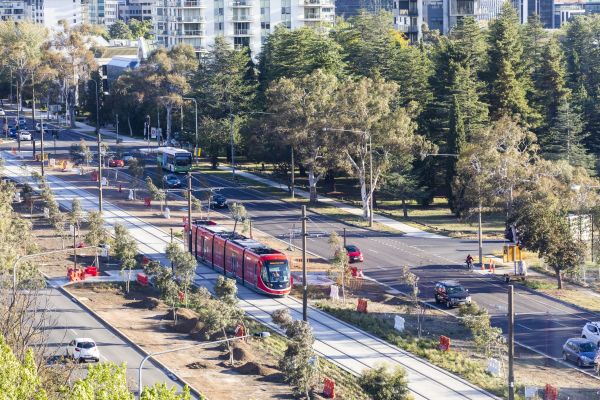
182,98,198,161
89,79,102,214
323,127,374,226
115,113,119,143
137,332,270,399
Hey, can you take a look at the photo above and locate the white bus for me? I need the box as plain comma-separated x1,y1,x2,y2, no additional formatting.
156,147,192,173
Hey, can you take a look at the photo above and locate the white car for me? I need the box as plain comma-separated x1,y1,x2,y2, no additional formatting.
0,108,5,116
17,130,31,141
582,322,600,345
35,122,49,132
67,338,100,362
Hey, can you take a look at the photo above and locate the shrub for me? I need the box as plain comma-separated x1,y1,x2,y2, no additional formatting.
359,364,412,400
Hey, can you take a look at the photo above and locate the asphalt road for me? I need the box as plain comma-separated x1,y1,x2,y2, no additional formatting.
43,286,186,394
7,108,600,374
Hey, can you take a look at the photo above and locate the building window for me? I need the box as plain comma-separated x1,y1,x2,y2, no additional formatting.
281,6,290,14
261,21,270,28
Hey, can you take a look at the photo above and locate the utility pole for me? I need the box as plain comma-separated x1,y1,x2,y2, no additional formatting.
478,198,483,269
230,114,236,180
369,133,374,228
40,114,45,176
187,172,192,253
508,285,515,400
302,205,308,322
91,79,103,214
115,114,119,143
290,147,295,198
343,228,346,247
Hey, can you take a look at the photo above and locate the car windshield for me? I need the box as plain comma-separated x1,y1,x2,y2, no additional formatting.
263,260,290,283
580,342,597,352
345,245,358,252
167,176,179,182
77,342,95,349
446,285,465,294
175,155,191,166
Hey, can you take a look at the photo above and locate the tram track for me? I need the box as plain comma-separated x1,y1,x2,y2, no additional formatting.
3,156,498,399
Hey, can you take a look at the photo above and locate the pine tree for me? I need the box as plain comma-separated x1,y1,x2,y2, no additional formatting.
447,95,466,212
535,37,569,145
544,97,594,171
486,2,533,122
522,14,548,117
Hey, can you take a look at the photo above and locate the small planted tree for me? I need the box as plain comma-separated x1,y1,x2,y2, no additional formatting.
171,244,197,307
85,211,109,247
69,198,84,237
128,158,144,199
272,308,317,399
328,232,350,303
113,224,139,293
228,202,248,234
458,302,506,360
215,275,238,305
78,139,93,167
146,176,166,212
401,266,426,338
358,364,412,400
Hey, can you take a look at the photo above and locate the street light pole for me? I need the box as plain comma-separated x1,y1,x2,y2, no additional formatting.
508,285,515,400
369,133,373,228
90,79,102,214
302,205,308,322
115,113,119,143
182,98,198,162
187,172,192,253
137,332,270,399
230,114,235,180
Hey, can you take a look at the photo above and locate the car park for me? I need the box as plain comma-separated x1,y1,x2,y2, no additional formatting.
434,280,472,309
66,337,100,363
163,173,182,188
18,130,31,141
582,322,600,345
211,193,228,208
562,338,597,367
345,245,364,263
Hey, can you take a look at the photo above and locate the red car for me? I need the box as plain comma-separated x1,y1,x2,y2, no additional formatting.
345,245,363,263
108,159,124,168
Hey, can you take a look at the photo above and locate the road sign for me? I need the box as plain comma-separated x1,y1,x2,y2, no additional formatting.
150,127,161,139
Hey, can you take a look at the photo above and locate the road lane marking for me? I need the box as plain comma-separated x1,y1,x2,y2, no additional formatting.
517,324,534,331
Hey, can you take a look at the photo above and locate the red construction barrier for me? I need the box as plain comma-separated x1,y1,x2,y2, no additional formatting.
76,241,85,248
142,256,150,265
323,378,335,399
183,216,189,229
67,268,85,282
137,273,149,286
144,197,151,207
439,335,451,351
544,384,558,400
178,290,185,302
350,266,358,277
84,266,98,277
356,298,368,313
90,170,98,181
234,324,246,338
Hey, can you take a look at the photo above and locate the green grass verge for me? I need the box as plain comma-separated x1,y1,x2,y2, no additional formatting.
315,303,524,400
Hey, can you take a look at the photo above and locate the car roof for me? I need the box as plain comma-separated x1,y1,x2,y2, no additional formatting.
437,280,462,286
73,337,95,342
568,337,594,344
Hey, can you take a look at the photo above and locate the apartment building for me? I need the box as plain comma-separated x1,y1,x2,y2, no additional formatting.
154,0,334,57
0,1,28,21
85,0,119,24
119,0,156,21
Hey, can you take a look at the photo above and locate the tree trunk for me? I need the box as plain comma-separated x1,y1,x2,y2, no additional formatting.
556,269,563,289
127,115,133,137
308,169,319,204
298,163,306,177
359,171,369,220
402,199,408,218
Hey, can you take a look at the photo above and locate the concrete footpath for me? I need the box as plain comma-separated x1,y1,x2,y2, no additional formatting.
2,152,497,400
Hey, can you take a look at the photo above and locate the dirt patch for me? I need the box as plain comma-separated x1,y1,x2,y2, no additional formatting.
67,284,292,400
234,361,279,377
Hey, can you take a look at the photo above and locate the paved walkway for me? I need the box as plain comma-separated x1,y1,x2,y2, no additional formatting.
2,152,497,400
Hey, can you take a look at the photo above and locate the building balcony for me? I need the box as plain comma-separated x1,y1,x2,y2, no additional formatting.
396,24,419,33
397,7,419,16
175,0,205,7
233,28,251,35
179,29,207,36
301,0,334,6
230,0,254,6
302,13,322,20
232,14,255,21
177,16,206,21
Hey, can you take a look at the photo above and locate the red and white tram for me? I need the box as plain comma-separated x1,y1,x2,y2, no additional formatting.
191,221,291,296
